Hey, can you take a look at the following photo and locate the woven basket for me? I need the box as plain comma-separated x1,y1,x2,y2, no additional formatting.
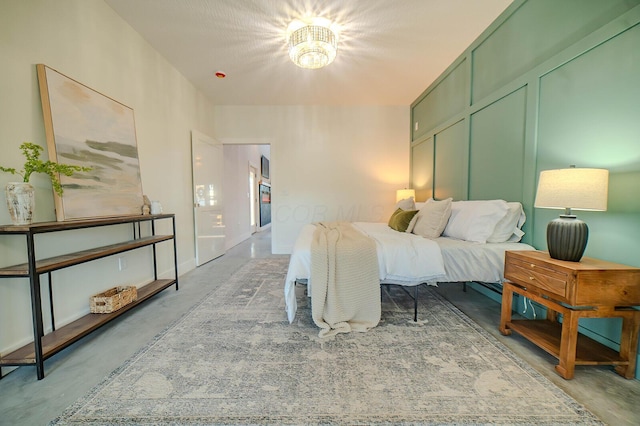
90,286,137,313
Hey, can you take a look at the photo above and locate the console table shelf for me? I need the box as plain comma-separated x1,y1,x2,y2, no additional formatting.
0,235,174,276
0,214,178,380
0,279,175,365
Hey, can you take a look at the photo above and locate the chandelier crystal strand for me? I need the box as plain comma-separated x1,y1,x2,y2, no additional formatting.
288,23,337,69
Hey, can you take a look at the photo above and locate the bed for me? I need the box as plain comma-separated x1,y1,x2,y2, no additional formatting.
284,198,536,325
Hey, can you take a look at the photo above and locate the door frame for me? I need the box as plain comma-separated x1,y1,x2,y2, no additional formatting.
249,163,258,234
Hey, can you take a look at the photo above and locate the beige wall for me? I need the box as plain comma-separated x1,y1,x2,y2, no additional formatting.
0,1,215,358
215,105,410,254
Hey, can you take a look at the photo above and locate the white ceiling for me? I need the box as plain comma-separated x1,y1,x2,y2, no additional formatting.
105,0,512,106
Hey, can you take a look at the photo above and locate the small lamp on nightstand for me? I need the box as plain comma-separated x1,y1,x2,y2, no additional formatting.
534,166,608,262
396,188,415,203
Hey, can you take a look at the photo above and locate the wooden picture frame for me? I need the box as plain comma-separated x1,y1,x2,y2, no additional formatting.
37,64,144,221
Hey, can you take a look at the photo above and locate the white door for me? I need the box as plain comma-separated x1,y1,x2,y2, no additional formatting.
191,130,225,266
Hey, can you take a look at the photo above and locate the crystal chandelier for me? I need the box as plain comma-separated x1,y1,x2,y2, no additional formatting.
287,18,338,69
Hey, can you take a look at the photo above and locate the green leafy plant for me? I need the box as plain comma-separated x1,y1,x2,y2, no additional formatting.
0,142,91,196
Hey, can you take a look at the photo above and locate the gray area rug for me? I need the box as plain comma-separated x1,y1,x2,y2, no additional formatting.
52,258,601,425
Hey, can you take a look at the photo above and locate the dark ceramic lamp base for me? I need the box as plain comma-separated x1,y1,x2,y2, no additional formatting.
546,215,588,262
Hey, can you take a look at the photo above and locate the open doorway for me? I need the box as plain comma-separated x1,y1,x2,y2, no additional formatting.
222,144,270,250
249,165,258,234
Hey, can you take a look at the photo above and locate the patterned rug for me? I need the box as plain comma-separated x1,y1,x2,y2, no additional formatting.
52,258,601,425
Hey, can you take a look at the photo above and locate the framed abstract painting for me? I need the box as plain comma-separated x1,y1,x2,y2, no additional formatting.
37,64,144,221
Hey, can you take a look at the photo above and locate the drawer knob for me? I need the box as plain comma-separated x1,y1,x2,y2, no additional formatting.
529,276,535,280
530,263,535,268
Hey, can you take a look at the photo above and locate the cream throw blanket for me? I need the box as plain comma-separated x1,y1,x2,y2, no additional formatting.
310,222,381,338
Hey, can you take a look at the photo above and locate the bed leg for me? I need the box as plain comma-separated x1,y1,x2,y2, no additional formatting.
413,285,418,322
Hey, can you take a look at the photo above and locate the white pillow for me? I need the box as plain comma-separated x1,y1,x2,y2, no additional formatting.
410,198,452,238
507,228,525,242
487,202,525,243
408,202,427,232
395,197,415,211
443,200,509,243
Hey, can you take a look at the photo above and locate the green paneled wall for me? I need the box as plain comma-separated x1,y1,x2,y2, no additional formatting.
411,59,468,141
410,0,640,379
471,0,639,102
410,138,434,202
434,120,468,201
536,22,640,264
535,22,640,344
468,87,527,203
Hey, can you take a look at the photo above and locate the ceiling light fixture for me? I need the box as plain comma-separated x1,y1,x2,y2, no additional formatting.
287,18,338,69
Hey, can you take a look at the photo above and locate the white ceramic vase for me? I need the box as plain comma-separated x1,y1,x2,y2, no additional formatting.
5,182,35,225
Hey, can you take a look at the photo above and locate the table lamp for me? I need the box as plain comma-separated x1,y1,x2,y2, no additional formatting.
396,188,415,203
534,166,608,261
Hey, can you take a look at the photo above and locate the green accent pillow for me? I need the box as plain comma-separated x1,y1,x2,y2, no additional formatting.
388,208,419,232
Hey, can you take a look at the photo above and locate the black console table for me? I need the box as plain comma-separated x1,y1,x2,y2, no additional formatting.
0,214,178,380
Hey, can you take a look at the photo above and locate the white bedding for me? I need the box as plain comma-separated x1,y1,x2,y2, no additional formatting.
284,222,535,323
285,222,446,323
435,236,534,282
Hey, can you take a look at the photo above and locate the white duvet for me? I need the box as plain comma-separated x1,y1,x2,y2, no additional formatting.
284,222,447,323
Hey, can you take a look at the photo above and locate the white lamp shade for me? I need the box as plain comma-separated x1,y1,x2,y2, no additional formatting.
396,189,415,203
534,168,608,211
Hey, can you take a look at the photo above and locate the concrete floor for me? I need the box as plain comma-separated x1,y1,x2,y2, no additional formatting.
0,230,638,425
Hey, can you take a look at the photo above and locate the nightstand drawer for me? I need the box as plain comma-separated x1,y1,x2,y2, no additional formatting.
505,257,568,298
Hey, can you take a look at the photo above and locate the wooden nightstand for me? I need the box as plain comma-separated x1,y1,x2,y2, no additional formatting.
500,250,640,379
